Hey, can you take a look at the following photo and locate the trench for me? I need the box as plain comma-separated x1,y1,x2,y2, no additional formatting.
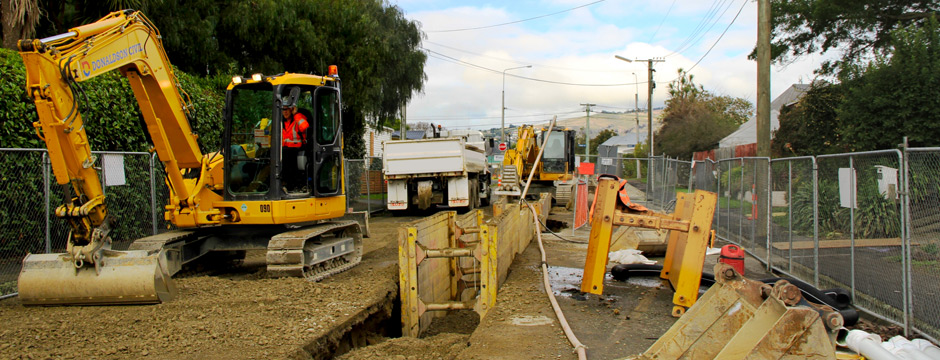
302,286,403,359
302,282,482,359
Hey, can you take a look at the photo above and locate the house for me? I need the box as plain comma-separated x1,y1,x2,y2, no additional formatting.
715,84,810,157
596,130,649,175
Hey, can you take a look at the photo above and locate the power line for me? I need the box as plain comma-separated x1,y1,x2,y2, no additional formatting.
647,0,678,43
408,110,583,121
667,0,738,58
424,49,645,87
663,0,730,57
423,40,628,73
425,0,606,33
685,0,748,72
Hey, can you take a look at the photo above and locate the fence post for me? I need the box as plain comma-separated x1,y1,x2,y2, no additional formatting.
787,161,793,273
661,157,668,208
365,158,371,214
901,141,912,337
739,158,745,242
150,153,158,235
766,158,772,271
812,157,820,287
43,152,51,254
849,156,856,301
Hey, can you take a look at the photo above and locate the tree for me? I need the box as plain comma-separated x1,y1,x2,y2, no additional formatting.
656,69,752,159
1,0,40,49
837,17,940,150
590,129,617,156
764,0,939,75
145,0,427,159
771,81,846,157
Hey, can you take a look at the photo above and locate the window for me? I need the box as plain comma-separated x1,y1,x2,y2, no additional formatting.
316,89,339,145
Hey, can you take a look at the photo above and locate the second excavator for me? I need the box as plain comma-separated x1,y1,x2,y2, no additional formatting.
16,10,363,305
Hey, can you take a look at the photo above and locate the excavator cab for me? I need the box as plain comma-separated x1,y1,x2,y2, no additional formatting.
538,128,576,176
223,80,343,201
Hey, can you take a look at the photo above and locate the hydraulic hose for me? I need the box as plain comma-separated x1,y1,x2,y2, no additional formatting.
527,203,587,360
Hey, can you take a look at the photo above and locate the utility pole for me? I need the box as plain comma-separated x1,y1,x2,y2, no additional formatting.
501,65,532,144
615,55,663,157
400,103,407,140
581,103,596,157
632,72,640,154
757,0,771,157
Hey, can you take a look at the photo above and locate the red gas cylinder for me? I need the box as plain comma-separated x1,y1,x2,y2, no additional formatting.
719,244,745,276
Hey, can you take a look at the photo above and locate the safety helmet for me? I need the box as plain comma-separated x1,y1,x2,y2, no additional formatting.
279,86,301,108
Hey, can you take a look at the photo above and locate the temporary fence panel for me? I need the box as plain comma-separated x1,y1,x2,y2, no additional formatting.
902,148,939,342
816,150,906,330
768,157,818,285
0,149,47,296
714,158,770,263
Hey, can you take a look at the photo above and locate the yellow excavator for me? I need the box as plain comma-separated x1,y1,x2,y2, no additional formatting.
16,10,362,305
495,124,577,202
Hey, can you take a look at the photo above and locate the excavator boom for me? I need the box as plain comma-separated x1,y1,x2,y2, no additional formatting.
16,10,204,305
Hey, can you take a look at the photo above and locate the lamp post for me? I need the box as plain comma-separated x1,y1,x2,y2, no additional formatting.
631,72,639,153
501,65,531,145
615,55,663,157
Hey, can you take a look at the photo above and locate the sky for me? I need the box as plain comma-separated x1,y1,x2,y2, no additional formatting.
392,0,832,131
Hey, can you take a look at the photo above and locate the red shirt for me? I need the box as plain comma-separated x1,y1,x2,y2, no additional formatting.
282,112,309,148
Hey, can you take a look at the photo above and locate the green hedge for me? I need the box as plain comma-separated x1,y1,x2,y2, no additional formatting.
0,48,225,152
0,47,226,258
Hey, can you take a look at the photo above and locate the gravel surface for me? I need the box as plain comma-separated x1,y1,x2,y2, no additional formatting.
0,216,406,360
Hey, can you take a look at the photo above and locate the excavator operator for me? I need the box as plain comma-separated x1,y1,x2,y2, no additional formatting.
281,86,309,193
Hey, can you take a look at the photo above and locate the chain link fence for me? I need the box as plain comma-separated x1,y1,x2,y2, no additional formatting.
0,149,383,297
903,148,940,341
0,149,167,297
344,157,386,214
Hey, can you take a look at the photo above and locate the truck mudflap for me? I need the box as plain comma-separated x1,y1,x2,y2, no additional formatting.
632,263,842,360
17,249,176,306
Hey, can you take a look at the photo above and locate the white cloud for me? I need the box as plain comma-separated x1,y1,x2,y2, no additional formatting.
402,1,825,130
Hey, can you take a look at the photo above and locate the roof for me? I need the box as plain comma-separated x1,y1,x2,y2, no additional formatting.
599,127,650,148
719,84,810,148
391,130,427,140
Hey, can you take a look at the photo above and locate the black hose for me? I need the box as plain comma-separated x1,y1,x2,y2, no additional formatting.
609,263,858,326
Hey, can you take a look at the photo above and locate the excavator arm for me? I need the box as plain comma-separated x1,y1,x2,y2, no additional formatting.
15,10,212,305
18,10,206,265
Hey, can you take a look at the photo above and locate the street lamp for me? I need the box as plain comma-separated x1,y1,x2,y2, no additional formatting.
501,65,532,144
615,55,663,157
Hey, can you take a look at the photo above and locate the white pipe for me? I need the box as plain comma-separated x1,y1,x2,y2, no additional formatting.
885,336,936,360
911,339,940,359
841,330,899,360
526,203,587,360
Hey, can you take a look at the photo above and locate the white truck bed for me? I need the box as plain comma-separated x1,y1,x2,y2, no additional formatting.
383,138,486,178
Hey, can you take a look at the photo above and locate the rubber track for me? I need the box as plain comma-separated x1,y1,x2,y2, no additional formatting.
266,221,363,281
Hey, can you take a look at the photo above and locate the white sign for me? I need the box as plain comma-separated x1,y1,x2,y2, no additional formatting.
838,168,857,209
600,158,613,166
103,154,126,186
494,155,504,162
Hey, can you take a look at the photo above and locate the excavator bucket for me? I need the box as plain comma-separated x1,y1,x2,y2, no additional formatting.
17,249,176,306
632,263,840,359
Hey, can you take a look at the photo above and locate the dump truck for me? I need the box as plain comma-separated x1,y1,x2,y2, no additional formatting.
16,10,363,305
383,129,490,213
